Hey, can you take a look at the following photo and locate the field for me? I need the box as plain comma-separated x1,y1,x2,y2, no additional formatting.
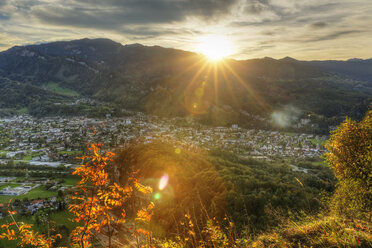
62,177,80,186
58,150,83,155
45,82,80,97
0,183,21,190
22,154,33,161
309,138,326,147
50,209,78,231
311,160,328,167
0,176,80,203
0,176,80,247
0,186,58,203
16,107,28,114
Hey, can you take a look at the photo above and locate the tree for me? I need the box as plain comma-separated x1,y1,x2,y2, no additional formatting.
57,190,64,198
0,143,154,248
69,143,153,248
114,140,227,238
0,209,60,248
325,110,371,219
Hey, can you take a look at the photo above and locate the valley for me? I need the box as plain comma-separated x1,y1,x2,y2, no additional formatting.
0,39,369,248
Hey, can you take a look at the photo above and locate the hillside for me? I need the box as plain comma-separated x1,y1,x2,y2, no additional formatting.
0,38,370,126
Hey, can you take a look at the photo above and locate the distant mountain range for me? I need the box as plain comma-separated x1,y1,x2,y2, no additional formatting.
0,38,370,128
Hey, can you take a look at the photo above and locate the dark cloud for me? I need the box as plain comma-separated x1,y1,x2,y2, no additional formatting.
31,0,240,30
243,0,302,19
0,13,10,20
235,1,351,28
244,0,269,15
306,30,364,42
241,44,275,53
32,5,181,29
1,0,371,59
119,26,185,39
311,22,327,28
230,19,274,27
262,31,275,36
0,0,8,7
187,0,240,17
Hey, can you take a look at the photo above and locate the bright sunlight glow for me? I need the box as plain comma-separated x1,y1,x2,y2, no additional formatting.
197,35,234,61
159,174,169,190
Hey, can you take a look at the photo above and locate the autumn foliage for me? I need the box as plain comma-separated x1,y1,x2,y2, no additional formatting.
0,209,61,248
0,143,154,248
325,110,371,184
70,143,154,248
325,110,371,219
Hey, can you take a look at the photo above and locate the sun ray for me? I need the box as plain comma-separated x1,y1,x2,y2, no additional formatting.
213,63,219,107
221,60,270,112
219,61,239,108
182,60,211,114
173,55,208,80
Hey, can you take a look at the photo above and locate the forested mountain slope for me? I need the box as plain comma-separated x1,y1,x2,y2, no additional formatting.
0,38,370,125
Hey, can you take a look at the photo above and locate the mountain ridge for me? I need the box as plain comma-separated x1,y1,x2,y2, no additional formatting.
2,38,371,62
0,38,370,130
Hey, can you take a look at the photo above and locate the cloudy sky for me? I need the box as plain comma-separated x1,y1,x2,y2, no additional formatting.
0,0,371,60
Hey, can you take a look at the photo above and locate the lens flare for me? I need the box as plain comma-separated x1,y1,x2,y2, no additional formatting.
159,174,169,190
154,192,161,200
184,80,213,115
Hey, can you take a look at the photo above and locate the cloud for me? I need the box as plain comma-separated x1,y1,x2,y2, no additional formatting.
0,0,8,7
22,0,241,42
310,21,327,28
244,1,269,15
0,0,371,60
306,30,364,42
0,0,11,19
30,0,240,29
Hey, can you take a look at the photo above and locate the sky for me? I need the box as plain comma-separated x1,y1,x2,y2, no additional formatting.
0,0,371,60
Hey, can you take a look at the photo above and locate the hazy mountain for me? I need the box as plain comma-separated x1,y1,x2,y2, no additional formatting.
308,58,372,83
0,38,370,126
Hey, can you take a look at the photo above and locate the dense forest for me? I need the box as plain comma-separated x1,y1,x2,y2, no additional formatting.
114,141,335,235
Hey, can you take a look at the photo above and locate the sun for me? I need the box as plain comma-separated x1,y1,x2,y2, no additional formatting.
197,35,234,61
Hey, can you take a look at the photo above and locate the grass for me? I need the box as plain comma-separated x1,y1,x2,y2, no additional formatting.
23,155,33,161
284,132,297,137
0,183,21,190
62,178,80,186
16,107,28,114
57,150,83,155
22,151,44,161
8,183,21,188
0,209,79,248
45,82,79,97
50,209,79,231
30,151,43,156
311,160,328,167
0,186,57,203
0,185,8,190
309,138,326,147
253,216,372,248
